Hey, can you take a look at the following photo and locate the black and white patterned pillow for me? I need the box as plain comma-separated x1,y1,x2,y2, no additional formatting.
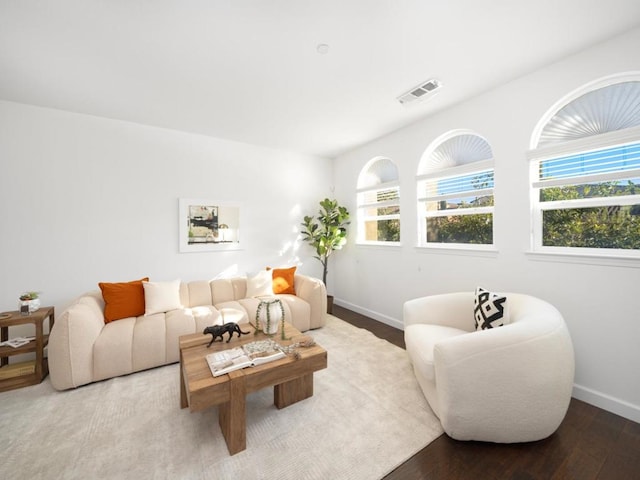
474,286,509,330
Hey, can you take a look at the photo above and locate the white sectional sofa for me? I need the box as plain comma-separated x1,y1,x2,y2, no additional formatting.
49,274,326,390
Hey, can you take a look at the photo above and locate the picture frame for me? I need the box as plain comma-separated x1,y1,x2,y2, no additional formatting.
178,198,241,252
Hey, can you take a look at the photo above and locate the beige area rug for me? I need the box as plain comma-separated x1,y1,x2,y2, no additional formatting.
0,315,443,480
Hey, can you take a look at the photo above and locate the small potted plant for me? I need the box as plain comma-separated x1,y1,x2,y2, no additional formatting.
19,291,41,315
301,198,350,313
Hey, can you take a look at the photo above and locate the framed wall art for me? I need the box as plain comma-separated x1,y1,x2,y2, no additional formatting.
178,198,241,252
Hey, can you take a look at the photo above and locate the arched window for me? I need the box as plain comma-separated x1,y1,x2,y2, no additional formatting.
357,157,400,244
417,131,494,247
529,74,640,257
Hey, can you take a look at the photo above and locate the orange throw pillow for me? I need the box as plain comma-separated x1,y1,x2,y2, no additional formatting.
270,266,297,295
99,277,149,323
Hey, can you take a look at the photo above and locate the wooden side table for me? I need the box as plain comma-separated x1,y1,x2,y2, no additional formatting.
0,306,55,392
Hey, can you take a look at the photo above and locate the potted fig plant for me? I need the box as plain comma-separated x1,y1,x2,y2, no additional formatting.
301,198,350,314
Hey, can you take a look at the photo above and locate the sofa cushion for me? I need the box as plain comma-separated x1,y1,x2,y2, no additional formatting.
405,324,467,382
93,317,135,381
474,286,509,330
99,277,148,323
189,305,223,332
143,279,182,315
215,301,251,325
209,277,247,304
277,295,310,332
132,313,167,372
183,281,212,308
165,309,200,363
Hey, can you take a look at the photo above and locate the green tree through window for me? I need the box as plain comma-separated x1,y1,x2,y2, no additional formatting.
357,157,400,244
541,181,640,249
534,142,640,251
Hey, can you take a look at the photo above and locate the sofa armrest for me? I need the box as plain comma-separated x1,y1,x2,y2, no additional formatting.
49,293,105,390
294,274,327,329
433,321,574,442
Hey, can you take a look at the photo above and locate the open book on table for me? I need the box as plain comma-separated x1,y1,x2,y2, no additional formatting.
206,339,286,377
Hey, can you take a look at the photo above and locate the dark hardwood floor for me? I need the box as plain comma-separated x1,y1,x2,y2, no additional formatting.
332,305,640,480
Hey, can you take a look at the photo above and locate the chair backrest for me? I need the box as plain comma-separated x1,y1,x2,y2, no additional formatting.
500,293,566,338
404,292,475,331
404,291,565,331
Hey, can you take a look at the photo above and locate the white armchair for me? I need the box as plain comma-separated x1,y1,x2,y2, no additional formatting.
404,292,574,443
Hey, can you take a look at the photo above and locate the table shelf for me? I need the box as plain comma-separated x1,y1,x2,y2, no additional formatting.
0,306,54,392
0,334,50,358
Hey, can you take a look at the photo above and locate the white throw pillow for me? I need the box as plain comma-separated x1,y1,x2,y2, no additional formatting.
246,270,274,297
143,279,182,315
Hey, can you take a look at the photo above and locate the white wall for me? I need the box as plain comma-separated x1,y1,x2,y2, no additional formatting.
2,27,639,425
0,101,333,314
332,27,640,423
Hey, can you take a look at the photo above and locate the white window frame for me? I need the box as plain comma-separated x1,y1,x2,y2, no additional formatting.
528,125,640,260
356,180,401,245
417,159,495,249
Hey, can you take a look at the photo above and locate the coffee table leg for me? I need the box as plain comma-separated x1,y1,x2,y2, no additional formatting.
218,371,246,455
180,361,188,409
274,373,314,409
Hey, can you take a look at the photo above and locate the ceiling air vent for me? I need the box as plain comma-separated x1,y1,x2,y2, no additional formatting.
397,79,442,105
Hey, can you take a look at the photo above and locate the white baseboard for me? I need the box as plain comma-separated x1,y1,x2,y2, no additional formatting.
333,298,404,331
573,383,640,424
333,299,640,425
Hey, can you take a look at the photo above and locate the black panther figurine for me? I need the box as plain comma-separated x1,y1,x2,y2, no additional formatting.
203,323,250,346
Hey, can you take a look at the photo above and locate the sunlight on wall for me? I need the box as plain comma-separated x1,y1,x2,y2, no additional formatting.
290,204,302,218
212,264,240,279
272,204,304,265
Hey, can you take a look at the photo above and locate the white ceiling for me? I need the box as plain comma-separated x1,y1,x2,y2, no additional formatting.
1,1,640,159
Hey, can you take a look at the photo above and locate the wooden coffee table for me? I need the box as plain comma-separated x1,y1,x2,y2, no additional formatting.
179,322,327,455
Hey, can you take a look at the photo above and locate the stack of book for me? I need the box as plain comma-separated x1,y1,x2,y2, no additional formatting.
0,360,36,379
0,336,34,348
